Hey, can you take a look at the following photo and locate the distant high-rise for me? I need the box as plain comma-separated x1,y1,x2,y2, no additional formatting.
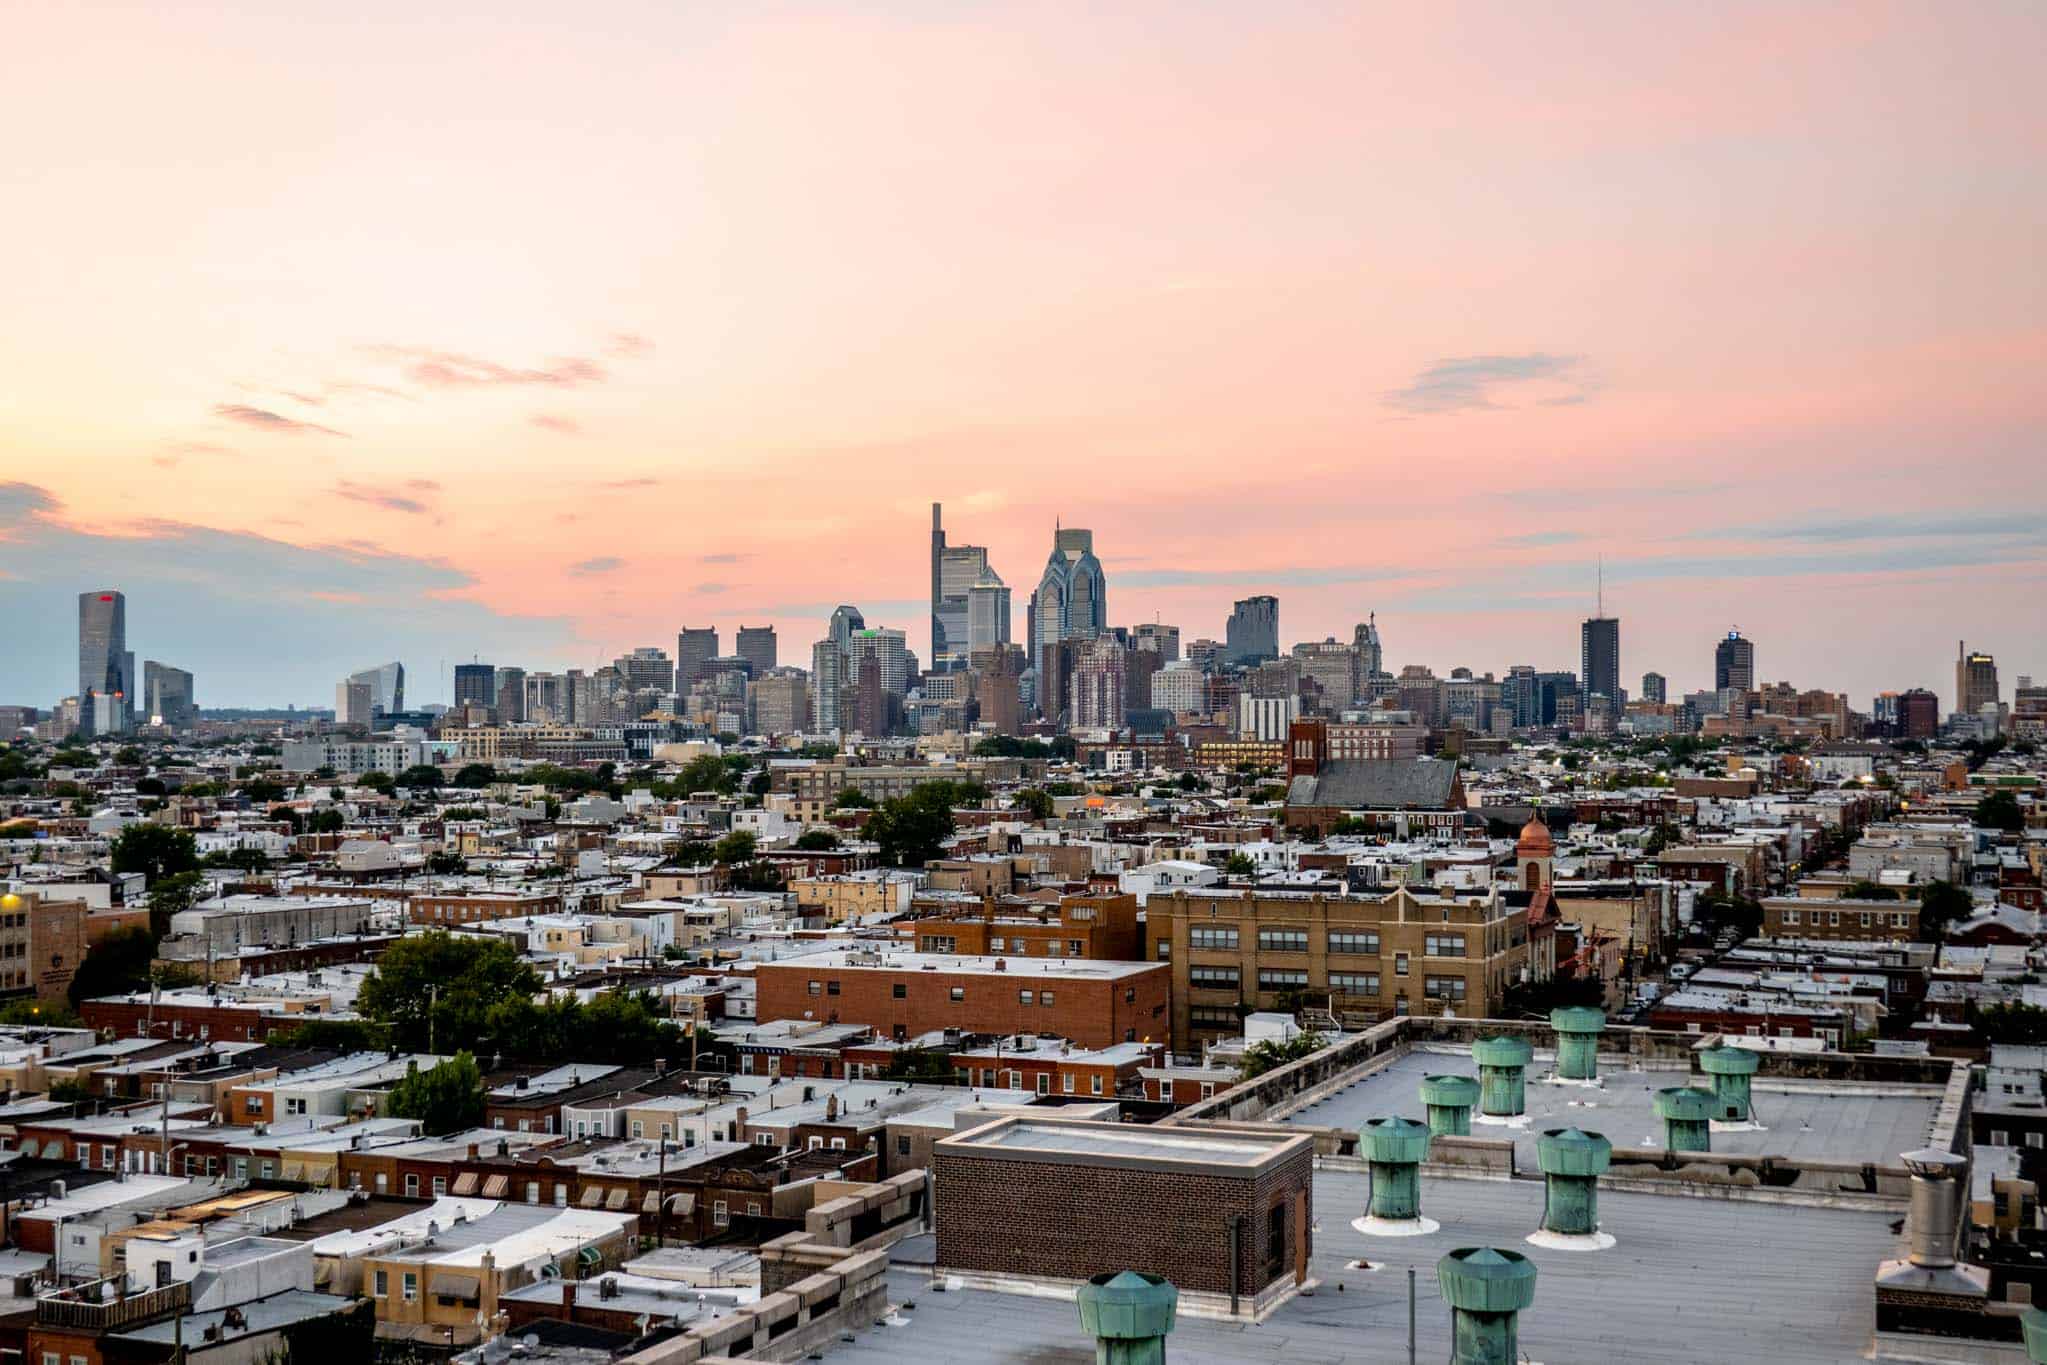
347,662,405,715
966,577,1011,653
1027,524,1107,714
1225,596,1280,667
930,504,1004,671
77,590,130,732
675,628,719,692
1067,638,1127,730
494,666,528,722
616,647,673,695
452,663,496,709
1899,687,1941,739
335,679,374,726
809,605,867,732
1640,671,1668,705
735,625,778,675
1132,622,1180,663
142,662,195,729
1714,630,1754,694
1352,615,1384,680
1956,642,1999,716
750,668,811,736
1580,616,1621,703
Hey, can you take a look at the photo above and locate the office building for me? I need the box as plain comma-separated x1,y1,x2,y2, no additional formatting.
1151,661,1204,713
1239,694,1300,742
452,663,496,708
347,661,405,715
848,627,910,697
1580,614,1620,705
493,666,527,722
1224,595,1279,666
1641,671,1667,705
675,627,719,691
809,606,865,733
1956,643,2000,716
969,644,1024,735
1293,639,1358,712
750,668,812,736
615,647,673,695
1028,525,1107,713
1067,638,1128,730
140,661,195,729
523,671,568,723
334,680,374,726
1353,615,1384,680
1715,630,1755,693
77,589,130,733
930,503,1005,671
1131,622,1179,663
735,625,778,674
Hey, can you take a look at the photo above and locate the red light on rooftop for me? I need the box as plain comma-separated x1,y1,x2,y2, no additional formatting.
98,594,113,601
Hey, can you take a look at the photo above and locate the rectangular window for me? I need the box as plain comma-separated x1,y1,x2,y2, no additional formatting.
1424,976,1467,1002
1257,928,1308,953
714,1200,729,1226
402,1273,417,1302
1189,1006,1240,1031
826,979,840,995
1069,939,1084,956
990,937,1006,952
1189,926,1239,951
432,1176,447,1196
892,983,907,999
1394,951,1410,977
949,986,965,1002
1190,966,1240,990
1782,909,1801,926
1019,989,1034,1005
1424,934,1466,958
807,980,821,996
1091,1075,1104,1095
1063,1073,1075,1093
1041,990,1055,1006
1258,969,1309,991
526,1182,540,1203
374,1270,388,1297
404,1174,419,1196
1327,932,1380,955
1329,972,1380,995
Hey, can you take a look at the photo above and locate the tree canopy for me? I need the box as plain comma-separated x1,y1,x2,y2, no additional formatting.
110,824,199,883
1976,789,2026,834
864,785,958,867
385,1053,485,1134
357,932,543,1053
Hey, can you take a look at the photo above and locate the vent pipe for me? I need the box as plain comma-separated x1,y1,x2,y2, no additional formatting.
1356,1117,1435,1235
1532,1128,1614,1250
1075,1270,1177,1364
1419,1075,1479,1138
1548,1007,1605,1082
1437,1247,1537,1365
1698,1045,1759,1124
1903,1149,1967,1269
1472,1037,1532,1122
1653,1088,1715,1153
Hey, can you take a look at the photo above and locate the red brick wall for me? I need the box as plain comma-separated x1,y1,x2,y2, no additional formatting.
933,1143,1312,1296
755,963,1169,1050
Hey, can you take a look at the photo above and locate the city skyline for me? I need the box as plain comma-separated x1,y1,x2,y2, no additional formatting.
2,4,2043,706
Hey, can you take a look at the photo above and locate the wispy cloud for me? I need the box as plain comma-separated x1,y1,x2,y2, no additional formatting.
1504,530,1585,547
606,332,653,358
333,480,432,515
567,556,623,576
213,404,348,437
697,582,731,595
597,477,661,490
1383,353,1588,414
0,482,60,532
530,414,581,434
700,552,747,564
1700,511,2043,544
367,345,607,390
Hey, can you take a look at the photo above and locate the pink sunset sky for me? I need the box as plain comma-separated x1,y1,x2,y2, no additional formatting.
1,1,2042,706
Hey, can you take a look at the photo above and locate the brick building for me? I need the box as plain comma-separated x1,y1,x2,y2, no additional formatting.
894,892,1141,961
932,1115,1314,1314
1762,896,1919,943
1143,886,1530,1050
754,950,1170,1049
409,889,563,926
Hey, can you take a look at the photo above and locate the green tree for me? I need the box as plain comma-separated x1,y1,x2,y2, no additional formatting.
830,788,874,810
146,869,206,937
269,1018,389,1051
114,746,145,767
1240,1031,1325,1078
712,831,758,865
397,765,445,790
357,932,542,1054
268,805,304,835
68,926,163,1005
1012,789,1055,821
1224,852,1257,876
793,828,841,851
452,763,498,788
1843,880,1902,901
385,1053,485,1134
426,851,468,876
1176,772,1206,793
1976,789,2026,834
307,809,345,834
1918,881,1975,940
110,824,199,882
358,771,395,794
0,998,82,1027
864,788,956,867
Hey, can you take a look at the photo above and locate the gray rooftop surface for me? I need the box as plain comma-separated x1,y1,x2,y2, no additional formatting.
1283,1047,1942,1168
852,1170,1898,1363
955,1120,1293,1167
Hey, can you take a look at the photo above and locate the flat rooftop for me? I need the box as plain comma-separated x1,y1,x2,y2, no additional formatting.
940,1116,1305,1172
847,1169,1900,1364
1280,1047,1943,1168
762,949,1161,980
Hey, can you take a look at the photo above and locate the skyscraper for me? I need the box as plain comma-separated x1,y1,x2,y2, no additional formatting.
1028,524,1107,709
1956,642,1999,716
675,628,719,692
1714,630,1754,694
809,605,866,732
1352,615,1384,681
77,590,129,732
1132,622,1180,663
142,662,195,729
930,504,1004,671
735,625,778,674
1225,596,1280,666
494,666,528,722
1580,617,1620,703
335,679,373,725
453,662,496,708
1640,671,1668,705
616,647,674,694
347,662,405,715
1067,637,1128,730
966,577,1011,653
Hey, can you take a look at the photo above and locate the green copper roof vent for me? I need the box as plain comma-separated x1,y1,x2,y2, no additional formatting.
1531,1128,1615,1250
1420,1074,1481,1137
1437,1247,1538,1365
2021,1306,2047,1363
1076,1271,1178,1365
1472,1036,1534,1121
1699,1045,1760,1124
1653,1087,1716,1152
1355,1116,1437,1235
1549,1007,1606,1082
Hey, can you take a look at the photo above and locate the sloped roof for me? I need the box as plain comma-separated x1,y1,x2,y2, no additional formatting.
1287,759,1460,811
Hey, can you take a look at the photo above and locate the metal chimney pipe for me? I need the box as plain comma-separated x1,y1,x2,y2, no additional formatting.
1902,1150,1968,1269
